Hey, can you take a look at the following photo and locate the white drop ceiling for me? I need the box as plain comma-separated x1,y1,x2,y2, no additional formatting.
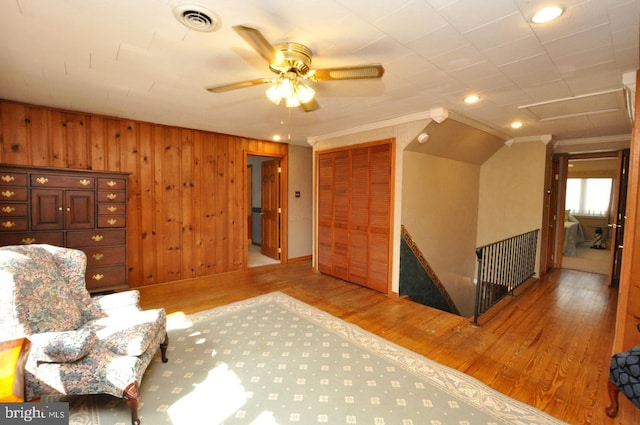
0,0,637,147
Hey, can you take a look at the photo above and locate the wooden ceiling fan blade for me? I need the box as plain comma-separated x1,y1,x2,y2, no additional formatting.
206,78,273,93
311,64,384,81
301,98,320,112
232,25,275,63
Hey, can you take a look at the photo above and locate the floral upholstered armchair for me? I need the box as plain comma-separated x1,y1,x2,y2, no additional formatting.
0,244,168,425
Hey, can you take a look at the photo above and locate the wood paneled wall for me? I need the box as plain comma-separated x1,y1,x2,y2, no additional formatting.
0,99,288,287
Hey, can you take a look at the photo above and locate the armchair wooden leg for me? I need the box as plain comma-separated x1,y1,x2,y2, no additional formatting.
123,383,141,425
160,332,169,363
606,379,620,418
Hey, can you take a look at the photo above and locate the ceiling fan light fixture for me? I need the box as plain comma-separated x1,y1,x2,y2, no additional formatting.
265,85,283,105
296,82,315,104
285,96,301,108
266,73,315,108
266,76,294,104
205,26,382,112
279,77,296,98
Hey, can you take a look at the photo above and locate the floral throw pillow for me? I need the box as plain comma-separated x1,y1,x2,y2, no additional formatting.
30,328,97,363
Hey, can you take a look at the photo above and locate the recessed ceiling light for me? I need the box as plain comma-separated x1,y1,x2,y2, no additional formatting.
511,121,523,129
464,95,480,104
272,135,281,141
531,6,563,24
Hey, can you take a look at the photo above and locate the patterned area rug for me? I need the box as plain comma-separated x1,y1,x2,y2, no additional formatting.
54,292,565,424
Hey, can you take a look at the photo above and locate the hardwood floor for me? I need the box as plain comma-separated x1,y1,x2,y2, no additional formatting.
137,261,638,424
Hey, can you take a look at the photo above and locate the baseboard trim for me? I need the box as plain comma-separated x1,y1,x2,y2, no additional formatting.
288,255,311,263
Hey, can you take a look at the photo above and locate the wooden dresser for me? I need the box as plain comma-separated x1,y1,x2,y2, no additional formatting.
0,164,130,293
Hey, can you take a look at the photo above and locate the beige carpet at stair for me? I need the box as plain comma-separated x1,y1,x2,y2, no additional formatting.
562,242,610,275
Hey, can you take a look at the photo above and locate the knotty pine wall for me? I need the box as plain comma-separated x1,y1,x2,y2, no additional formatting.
0,99,288,287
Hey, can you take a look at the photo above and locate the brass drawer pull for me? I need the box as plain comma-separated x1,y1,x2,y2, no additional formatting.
107,219,117,225
107,180,117,187
1,175,15,183
91,234,104,242
21,237,36,244
107,206,118,213
92,274,104,281
79,179,91,186
2,221,15,228
106,193,117,200
1,206,15,213
1,190,15,198
92,253,104,260
35,177,48,185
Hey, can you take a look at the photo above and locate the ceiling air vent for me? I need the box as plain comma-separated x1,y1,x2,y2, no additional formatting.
173,3,221,32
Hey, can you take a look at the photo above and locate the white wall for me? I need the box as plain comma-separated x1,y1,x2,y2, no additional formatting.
402,151,480,316
477,141,549,276
287,144,313,260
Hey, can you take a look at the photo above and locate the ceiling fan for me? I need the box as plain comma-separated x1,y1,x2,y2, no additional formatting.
205,25,385,112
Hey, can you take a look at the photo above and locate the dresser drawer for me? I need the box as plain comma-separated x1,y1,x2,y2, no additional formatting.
98,178,127,191
97,190,126,203
66,229,126,247
0,204,28,217
86,265,126,291
84,246,126,267
31,174,95,189
97,215,126,228
0,188,27,201
0,232,64,246
97,203,126,215
0,218,28,231
0,173,27,187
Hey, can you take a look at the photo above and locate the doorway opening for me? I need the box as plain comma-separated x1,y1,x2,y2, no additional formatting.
562,172,613,274
246,153,287,268
554,151,629,284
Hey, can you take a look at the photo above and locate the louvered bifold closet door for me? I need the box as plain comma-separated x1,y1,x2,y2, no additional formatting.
316,141,392,293
317,156,335,274
317,151,349,278
367,144,392,292
332,153,350,280
349,147,370,284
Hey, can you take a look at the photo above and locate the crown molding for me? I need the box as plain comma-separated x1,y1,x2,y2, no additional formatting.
446,110,511,140
554,134,631,147
504,134,553,147
307,108,448,146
